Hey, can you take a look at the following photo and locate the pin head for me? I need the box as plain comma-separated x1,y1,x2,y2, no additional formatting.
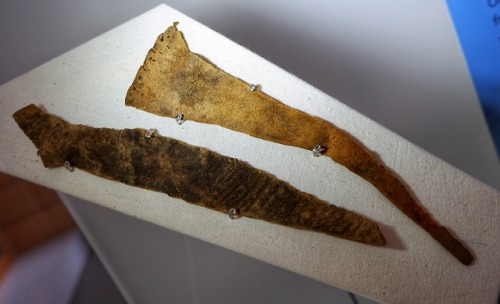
175,114,185,125
248,84,258,92
64,161,74,172
145,129,156,139
228,208,240,219
312,145,326,157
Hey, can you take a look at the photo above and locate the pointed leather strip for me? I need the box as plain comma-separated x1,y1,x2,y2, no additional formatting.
125,23,473,265
13,104,386,245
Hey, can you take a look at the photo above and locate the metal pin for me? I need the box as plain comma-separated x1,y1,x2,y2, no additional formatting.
312,145,326,157
248,84,258,92
145,128,156,139
64,161,74,172
175,113,185,125
228,208,240,220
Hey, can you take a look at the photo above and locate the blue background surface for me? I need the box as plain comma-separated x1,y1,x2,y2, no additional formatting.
447,0,500,157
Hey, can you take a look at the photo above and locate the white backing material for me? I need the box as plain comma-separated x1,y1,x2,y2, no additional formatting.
0,5,499,303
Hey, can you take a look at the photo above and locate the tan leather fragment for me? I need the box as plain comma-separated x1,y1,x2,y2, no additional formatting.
125,23,473,265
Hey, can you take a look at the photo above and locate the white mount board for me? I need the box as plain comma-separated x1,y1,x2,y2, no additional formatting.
0,5,499,303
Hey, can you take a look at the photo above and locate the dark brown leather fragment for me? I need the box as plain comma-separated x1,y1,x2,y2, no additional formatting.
124,23,473,265
13,104,386,245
